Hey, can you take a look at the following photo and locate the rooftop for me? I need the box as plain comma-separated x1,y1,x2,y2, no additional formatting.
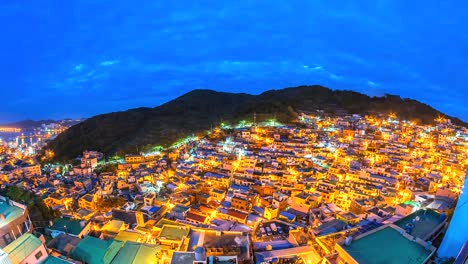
103,240,124,264
102,220,126,233
154,219,181,228
80,194,94,203
51,218,85,235
70,235,113,264
255,245,321,264
114,230,143,243
225,209,248,220
394,209,445,239
185,211,207,223
3,233,42,263
42,256,74,264
110,242,162,264
202,231,250,261
159,225,190,241
46,233,81,255
338,212,358,220
170,252,195,264
343,226,433,264
0,198,25,229
172,205,190,213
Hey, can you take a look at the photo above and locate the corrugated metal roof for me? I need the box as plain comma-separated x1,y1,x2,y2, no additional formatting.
3,233,42,264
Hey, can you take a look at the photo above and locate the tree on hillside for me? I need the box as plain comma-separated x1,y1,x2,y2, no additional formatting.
95,196,126,212
94,163,118,175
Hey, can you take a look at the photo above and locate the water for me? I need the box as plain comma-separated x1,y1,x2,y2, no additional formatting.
0,132,19,142
0,130,47,145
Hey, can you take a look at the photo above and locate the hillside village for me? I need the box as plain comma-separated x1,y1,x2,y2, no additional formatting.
0,112,467,263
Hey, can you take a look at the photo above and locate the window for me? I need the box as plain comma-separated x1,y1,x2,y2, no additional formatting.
35,251,43,260
21,222,29,233
3,233,12,245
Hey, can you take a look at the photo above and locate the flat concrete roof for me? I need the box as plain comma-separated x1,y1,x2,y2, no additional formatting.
255,245,321,264
344,226,432,264
159,225,190,241
0,199,24,229
394,209,444,239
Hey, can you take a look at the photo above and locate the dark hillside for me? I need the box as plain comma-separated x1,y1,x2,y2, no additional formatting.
45,85,467,161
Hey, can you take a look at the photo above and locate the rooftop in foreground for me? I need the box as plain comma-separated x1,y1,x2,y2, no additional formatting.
3,233,42,263
42,256,73,264
255,245,321,264
394,209,445,240
70,235,112,264
341,226,433,264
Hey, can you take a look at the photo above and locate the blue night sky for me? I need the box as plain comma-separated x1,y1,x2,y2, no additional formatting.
1,1,467,122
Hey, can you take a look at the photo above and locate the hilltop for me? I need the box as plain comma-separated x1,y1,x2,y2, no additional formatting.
45,85,467,161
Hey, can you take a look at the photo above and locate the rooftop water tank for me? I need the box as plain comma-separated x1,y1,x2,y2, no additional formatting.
194,247,206,261
345,236,353,246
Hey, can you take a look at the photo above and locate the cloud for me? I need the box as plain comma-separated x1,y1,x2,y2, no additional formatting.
74,64,85,72
329,73,343,80
100,60,120,66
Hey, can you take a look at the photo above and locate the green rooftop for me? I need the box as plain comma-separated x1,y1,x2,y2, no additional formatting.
43,256,74,264
394,209,445,239
159,225,190,241
70,236,163,264
3,233,43,263
111,242,162,264
102,240,124,264
70,235,113,264
102,220,126,233
403,200,419,207
344,226,432,264
114,230,142,243
51,218,86,235
0,199,24,228
155,218,182,228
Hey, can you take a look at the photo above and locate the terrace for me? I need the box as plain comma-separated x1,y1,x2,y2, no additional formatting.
394,209,446,240
158,225,190,241
337,226,435,264
202,231,251,262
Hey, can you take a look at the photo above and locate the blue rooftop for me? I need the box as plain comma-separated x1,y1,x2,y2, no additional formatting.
280,211,295,221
